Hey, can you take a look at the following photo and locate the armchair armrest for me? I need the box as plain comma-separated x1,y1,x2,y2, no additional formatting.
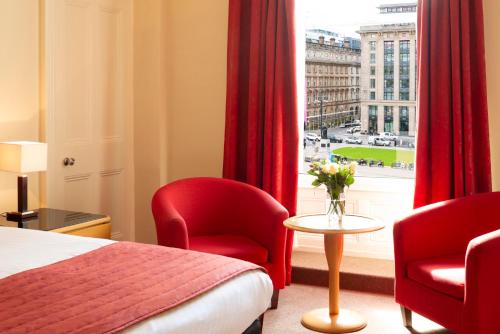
464,229,500,334
237,191,289,265
151,195,189,249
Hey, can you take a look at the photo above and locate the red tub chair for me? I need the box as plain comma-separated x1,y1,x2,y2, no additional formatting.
394,192,500,334
151,177,289,308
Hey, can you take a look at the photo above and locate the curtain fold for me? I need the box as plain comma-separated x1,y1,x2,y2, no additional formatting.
223,0,298,285
414,0,491,208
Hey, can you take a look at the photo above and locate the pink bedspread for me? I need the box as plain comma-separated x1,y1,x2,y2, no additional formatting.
0,241,262,333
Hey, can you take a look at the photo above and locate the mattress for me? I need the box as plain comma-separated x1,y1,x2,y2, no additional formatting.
0,227,273,334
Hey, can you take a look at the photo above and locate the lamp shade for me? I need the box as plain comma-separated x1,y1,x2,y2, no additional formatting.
0,141,47,173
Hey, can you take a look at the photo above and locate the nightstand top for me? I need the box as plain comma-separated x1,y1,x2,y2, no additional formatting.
0,208,109,232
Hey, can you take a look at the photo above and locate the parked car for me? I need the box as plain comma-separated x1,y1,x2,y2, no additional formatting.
353,120,361,126
305,133,321,142
344,136,362,144
328,135,343,143
377,160,384,167
374,137,392,146
358,158,367,166
391,161,407,169
379,132,398,141
347,126,361,134
360,129,368,135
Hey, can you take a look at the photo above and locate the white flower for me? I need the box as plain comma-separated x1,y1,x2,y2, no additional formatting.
321,163,330,174
349,161,357,174
329,163,339,175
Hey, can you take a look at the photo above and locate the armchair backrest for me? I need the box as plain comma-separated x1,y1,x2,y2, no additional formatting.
152,177,285,237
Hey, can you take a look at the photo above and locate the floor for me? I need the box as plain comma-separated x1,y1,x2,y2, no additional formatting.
263,284,453,334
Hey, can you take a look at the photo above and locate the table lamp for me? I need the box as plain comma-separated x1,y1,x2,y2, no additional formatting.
0,141,47,222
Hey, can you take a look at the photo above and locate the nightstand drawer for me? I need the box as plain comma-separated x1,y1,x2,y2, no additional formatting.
54,222,111,239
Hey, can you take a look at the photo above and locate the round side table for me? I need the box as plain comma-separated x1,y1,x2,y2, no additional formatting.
284,214,384,333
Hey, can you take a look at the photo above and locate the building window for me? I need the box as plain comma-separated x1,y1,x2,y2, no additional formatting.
370,66,375,75
369,41,376,51
400,78,410,100
383,92,394,100
370,53,376,64
370,91,376,100
384,79,394,100
400,106,409,135
370,78,376,89
369,105,378,134
384,41,394,102
384,106,394,132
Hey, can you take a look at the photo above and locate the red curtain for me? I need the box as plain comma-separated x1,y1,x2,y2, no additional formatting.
414,0,492,208
223,0,298,285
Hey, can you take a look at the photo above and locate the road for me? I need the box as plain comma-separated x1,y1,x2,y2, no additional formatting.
303,127,416,178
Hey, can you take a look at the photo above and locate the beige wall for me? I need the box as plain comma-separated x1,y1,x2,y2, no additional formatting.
133,0,169,244
164,0,228,181
133,0,228,243
484,0,500,191
0,0,40,213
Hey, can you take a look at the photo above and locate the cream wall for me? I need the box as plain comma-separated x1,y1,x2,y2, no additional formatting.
164,0,228,181
133,0,228,243
0,0,40,213
133,0,168,244
484,0,500,191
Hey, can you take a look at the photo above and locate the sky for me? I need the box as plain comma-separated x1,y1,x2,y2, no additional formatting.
303,0,417,38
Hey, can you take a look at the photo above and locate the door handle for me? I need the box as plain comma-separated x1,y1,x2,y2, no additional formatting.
63,157,76,166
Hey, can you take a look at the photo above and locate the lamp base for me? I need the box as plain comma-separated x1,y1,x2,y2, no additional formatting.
7,210,38,223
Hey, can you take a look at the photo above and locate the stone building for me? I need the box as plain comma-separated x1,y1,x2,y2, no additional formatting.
305,33,361,130
358,23,417,136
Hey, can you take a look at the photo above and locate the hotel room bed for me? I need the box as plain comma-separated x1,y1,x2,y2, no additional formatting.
0,227,273,334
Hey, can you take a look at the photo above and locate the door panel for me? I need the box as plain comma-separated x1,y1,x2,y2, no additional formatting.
46,0,133,240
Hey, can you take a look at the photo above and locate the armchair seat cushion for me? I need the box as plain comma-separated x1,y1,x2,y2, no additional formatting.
407,254,465,300
190,235,269,264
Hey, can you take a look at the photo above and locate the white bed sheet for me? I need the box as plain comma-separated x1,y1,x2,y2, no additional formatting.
0,227,273,334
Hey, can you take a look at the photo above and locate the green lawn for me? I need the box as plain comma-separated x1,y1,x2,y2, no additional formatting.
332,147,415,166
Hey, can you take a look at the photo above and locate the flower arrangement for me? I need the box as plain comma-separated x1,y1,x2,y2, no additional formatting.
308,159,357,222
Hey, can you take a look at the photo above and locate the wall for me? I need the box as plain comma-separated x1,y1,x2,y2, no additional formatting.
484,0,500,191
133,0,169,244
0,0,40,213
164,0,228,181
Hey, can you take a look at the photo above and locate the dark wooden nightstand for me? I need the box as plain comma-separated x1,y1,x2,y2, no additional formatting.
0,208,111,239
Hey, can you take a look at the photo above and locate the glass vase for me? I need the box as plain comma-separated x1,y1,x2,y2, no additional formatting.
327,192,346,224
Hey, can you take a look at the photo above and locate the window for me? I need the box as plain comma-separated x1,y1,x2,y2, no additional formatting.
368,105,378,134
384,106,394,132
400,92,409,100
399,107,409,135
300,0,417,265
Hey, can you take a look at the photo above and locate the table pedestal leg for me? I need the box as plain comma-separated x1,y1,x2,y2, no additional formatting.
300,234,367,333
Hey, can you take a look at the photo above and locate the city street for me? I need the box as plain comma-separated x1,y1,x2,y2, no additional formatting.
302,127,415,178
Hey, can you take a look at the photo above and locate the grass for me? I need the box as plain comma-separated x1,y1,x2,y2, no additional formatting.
332,146,415,166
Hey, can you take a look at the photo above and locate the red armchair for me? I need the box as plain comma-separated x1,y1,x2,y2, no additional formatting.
151,177,289,308
394,192,500,334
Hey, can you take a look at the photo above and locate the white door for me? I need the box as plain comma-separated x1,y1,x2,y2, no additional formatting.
45,0,134,241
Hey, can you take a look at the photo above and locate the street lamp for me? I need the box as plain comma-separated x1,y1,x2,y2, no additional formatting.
314,97,329,139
